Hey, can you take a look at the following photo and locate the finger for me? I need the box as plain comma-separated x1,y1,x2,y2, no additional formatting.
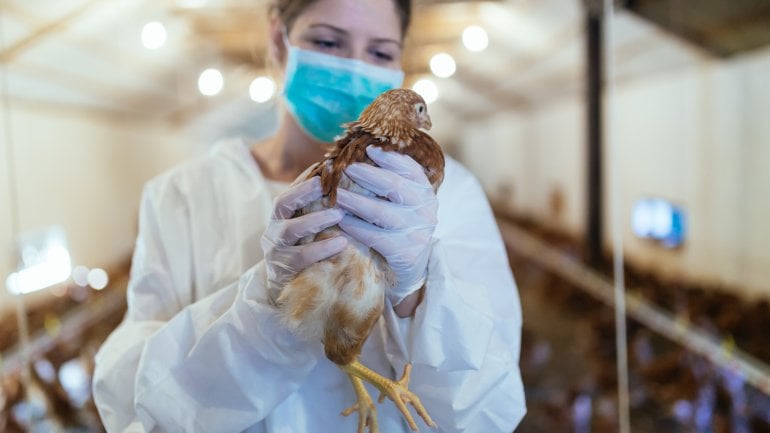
290,236,348,270
273,177,322,219
366,146,429,185
338,215,400,257
338,215,380,247
280,208,345,246
344,163,425,205
335,189,412,230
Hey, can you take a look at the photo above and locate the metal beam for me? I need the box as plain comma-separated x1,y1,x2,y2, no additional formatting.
0,0,108,64
585,0,603,266
0,1,41,25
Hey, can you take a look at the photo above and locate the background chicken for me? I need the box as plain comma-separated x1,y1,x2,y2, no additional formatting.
275,88,445,433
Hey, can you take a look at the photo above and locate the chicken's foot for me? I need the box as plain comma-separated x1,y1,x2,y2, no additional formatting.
341,360,436,432
341,372,379,433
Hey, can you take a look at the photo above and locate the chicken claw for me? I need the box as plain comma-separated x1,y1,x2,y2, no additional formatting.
342,374,379,433
342,361,436,432
374,364,436,431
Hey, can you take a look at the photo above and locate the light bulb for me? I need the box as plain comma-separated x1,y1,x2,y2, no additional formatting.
430,53,456,78
198,68,224,96
87,268,109,290
141,22,167,50
462,25,488,52
249,76,276,103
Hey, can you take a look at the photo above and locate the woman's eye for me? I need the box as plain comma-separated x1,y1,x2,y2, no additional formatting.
313,39,340,50
371,49,394,63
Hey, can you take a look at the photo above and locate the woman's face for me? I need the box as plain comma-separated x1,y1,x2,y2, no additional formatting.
279,0,403,70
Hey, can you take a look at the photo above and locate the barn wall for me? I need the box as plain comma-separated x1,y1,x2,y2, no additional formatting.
0,105,198,314
457,45,770,298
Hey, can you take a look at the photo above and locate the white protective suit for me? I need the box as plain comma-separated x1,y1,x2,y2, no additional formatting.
92,139,526,433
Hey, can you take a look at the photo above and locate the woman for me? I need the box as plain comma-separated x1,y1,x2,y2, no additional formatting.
92,0,526,432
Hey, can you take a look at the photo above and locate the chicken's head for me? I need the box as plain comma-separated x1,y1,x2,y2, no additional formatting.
357,88,432,136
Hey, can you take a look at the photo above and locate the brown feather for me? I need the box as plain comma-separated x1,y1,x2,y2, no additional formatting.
307,88,445,208
282,89,445,367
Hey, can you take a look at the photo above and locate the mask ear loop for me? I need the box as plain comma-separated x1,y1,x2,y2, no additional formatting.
280,25,292,55
274,25,293,96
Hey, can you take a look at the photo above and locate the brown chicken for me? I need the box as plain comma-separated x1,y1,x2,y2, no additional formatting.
275,88,444,433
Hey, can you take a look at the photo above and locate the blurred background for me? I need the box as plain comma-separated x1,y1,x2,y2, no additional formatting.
1,0,769,432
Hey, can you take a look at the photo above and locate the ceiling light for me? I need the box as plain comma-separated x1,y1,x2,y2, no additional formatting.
429,53,456,78
87,268,109,290
141,21,167,50
463,25,489,52
249,76,276,103
412,78,438,104
198,68,223,96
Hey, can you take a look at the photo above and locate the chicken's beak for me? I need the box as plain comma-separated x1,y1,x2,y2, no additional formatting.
420,114,433,130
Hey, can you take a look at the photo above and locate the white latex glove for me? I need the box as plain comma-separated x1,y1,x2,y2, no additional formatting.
336,146,438,305
261,176,348,302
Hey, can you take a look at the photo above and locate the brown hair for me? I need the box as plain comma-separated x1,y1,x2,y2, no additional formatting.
269,0,412,37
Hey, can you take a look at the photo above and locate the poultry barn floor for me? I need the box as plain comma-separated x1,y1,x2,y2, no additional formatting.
513,258,682,433
503,218,770,433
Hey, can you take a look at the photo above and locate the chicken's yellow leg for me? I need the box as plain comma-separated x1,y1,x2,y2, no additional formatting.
340,371,379,433
341,360,436,432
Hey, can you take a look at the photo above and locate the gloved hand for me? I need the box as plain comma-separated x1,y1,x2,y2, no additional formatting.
261,176,348,302
336,146,438,305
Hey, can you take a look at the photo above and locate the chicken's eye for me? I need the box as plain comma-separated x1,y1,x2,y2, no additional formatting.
417,105,424,113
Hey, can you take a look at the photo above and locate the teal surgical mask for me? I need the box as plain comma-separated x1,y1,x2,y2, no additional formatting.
281,42,404,143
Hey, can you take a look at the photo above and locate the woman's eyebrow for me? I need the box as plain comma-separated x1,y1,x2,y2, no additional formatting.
370,37,402,48
307,23,348,35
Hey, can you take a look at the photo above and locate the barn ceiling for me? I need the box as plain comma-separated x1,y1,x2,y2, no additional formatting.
1,0,766,136
625,0,770,57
